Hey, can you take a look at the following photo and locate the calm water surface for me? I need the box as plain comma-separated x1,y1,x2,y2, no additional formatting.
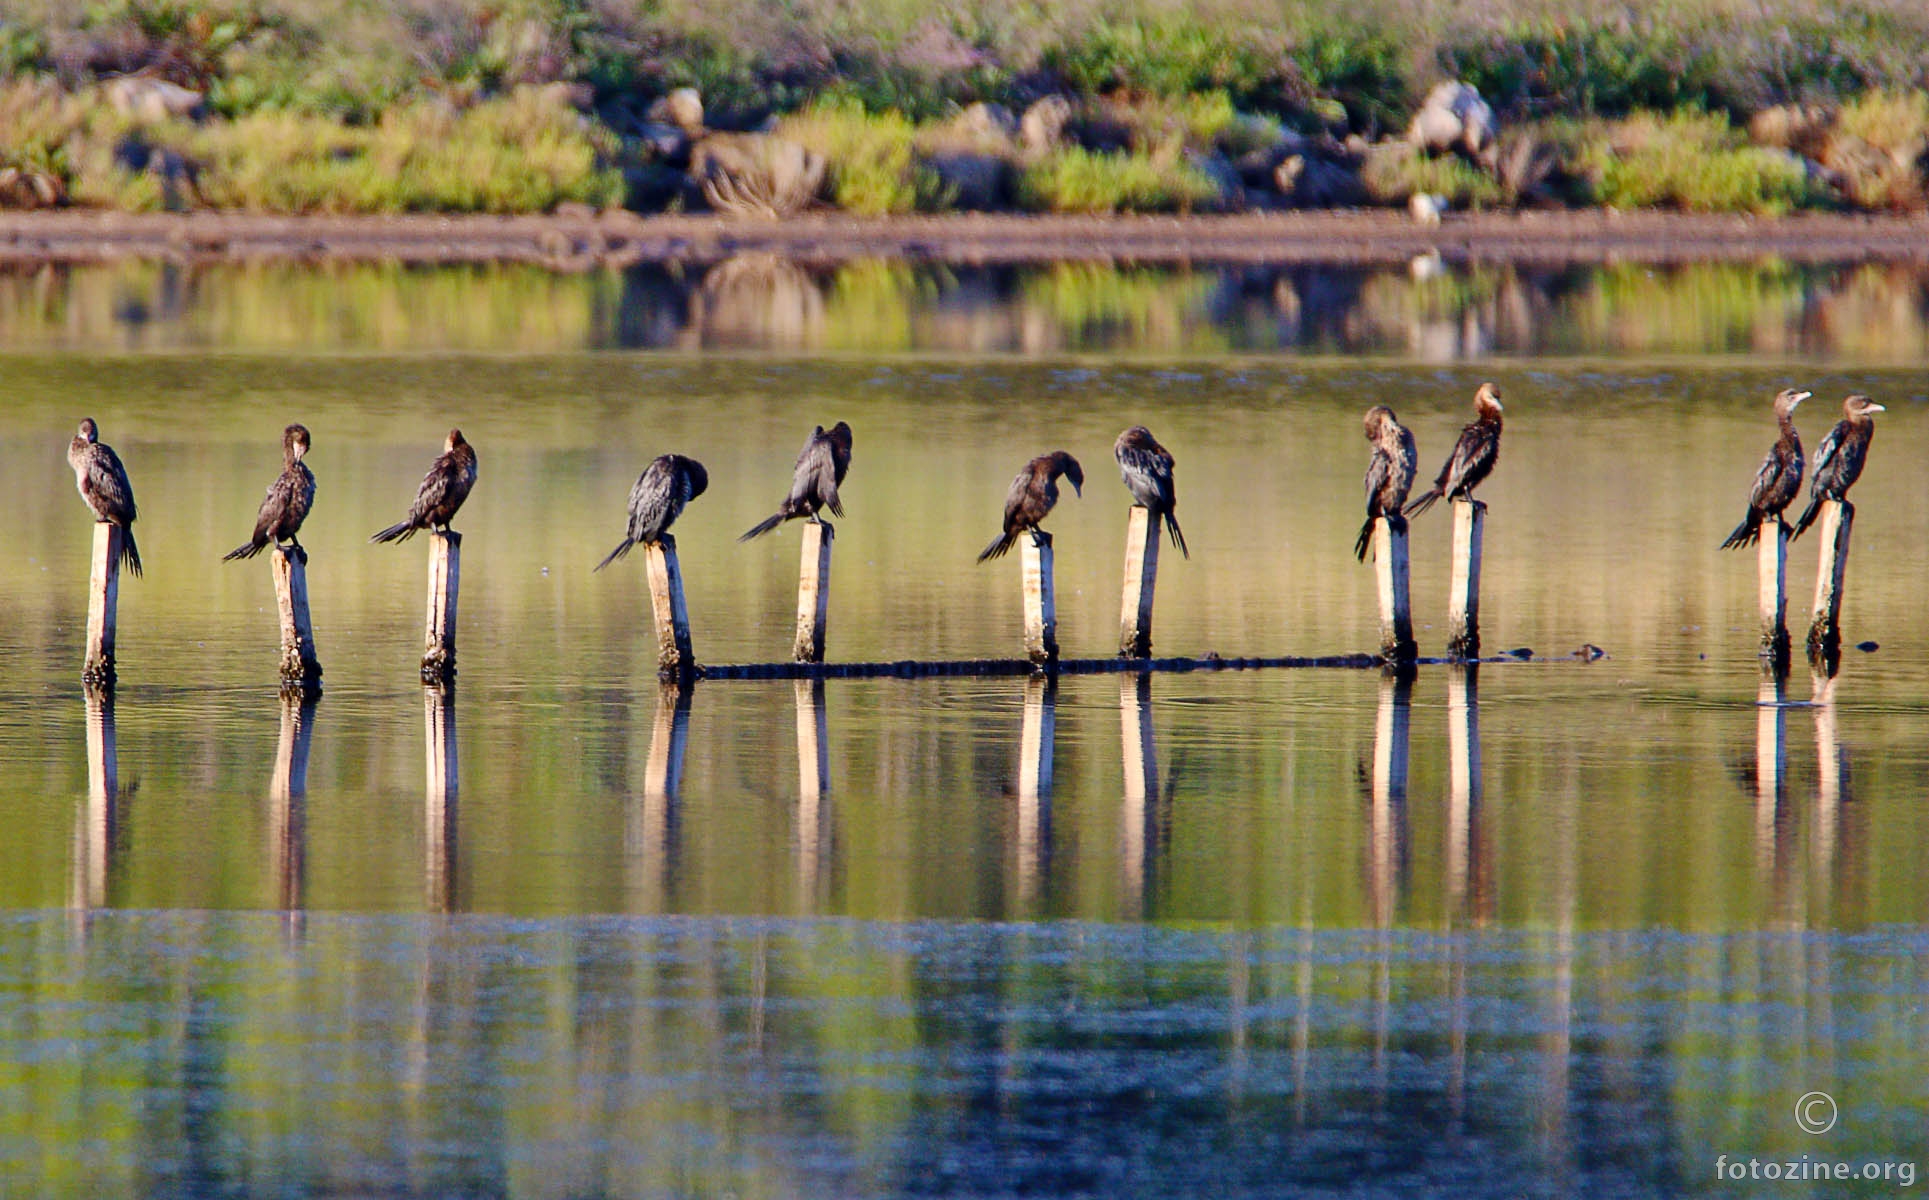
1,261,1926,1196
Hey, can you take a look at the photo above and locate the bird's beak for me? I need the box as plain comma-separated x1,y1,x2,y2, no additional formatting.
1072,480,1083,497
1868,403,1886,413
1792,391,1811,403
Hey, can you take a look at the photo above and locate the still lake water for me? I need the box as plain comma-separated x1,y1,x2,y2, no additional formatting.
1,259,1926,1196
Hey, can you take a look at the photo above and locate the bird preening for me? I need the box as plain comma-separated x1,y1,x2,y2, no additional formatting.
1719,389,1808,550
224,424,316,564
597,454,709,571
1356,405,1417,562
1404,382,1503,519
740,421,853,542
1114,425,1187,558
370,428,478,544
978,451,1083,562
67,417,143,577
1791,394,1884,541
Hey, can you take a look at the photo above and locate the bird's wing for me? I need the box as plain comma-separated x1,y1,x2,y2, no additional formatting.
1116,442,1175,508
1747,446,1785,506
1002,468,1033,525
795,434,840,508
1363,450,1391,513
88,447,136,521
410,457,453,523
1809,424,1843,491
629,459,676,537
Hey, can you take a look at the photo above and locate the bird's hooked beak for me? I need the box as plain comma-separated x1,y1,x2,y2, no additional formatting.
1071,479,1083,497
1792,390,1811,405
1867,402,1887,413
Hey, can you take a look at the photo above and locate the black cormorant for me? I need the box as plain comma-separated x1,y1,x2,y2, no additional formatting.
1791,394,1884,540
1719,388,1808,549
1355,405,1418,561
1403,382,1503,518
370,429,478,543
67,418,142,576
224,424,316,563
739,421,853,541
978,451,1083,562
1114,425,1187,557
596,454,709,570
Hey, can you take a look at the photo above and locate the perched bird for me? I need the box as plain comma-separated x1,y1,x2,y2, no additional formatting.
1719,388,1808,550
1354,405,1418,561
67,417,143,577
1791,394,1885,540
739,421,853,541
595,454,709,571
223,424,317,563
1114,425,1187,557
369,429,478,543
977,451,1083,562
1403,382,1504,518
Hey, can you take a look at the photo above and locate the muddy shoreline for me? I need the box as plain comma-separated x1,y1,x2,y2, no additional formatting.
2,209,1927,269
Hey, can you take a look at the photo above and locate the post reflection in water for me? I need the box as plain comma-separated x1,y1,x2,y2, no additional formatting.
1444,663,1483,1130
1014,675,1055,912
1366,670,1412,927
1119,672,1158,921
70,687,119,916
794,679,831,910
269,693,318,924
630,682,693,914
423,684,459,914
1754,663,1792,890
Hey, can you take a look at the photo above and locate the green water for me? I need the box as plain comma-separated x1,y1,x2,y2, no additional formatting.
1,260,1925,1196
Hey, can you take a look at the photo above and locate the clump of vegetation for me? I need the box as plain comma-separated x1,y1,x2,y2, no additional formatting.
1015,145,1221,214
1579,111,1818,215
1361,143,1504,208
777,98,948,216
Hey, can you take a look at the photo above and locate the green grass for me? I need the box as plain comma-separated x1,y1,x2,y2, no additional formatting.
777,98,948,216
1581,111,1819,215
1015,145,1221,215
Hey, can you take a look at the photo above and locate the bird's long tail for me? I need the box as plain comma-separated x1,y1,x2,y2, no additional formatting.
738,511,788,542
593,538,634,572
1402,488,1442,518
977,530,1017,563
1354,516,1376,562
1718,511,1761,550
1165,511,1188,559
1790,497,1823,541
222,535,266,562
121,526,143,577
369,519,417,544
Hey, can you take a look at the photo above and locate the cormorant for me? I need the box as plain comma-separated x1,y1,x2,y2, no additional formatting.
1403,382,1503,517
1718,388,1808,550
67,418,142,577
369,429,478,543
1354,405,1418,561
1791,394,1884,540
1114,425,1187,557
978,451,1083,562
595,454,709,571
739,421,852,541
223,424,316,563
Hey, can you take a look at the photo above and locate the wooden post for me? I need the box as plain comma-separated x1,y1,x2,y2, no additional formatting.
1022,531,1058,667
1447,499,1484,660
793,522,833,664
271,546,323,693
1372,518,1415,662
71,687,118,912
1017,675,1055,906
794,678,829,906
83,523,121,687
1806,499,1853,656
1119,672,1156,918
1446,664,1479,917
423,683,458,913
421,530,460,685
270,693,316,914
645,534,696,680
1119,505,1160,658
1758,520,1789,662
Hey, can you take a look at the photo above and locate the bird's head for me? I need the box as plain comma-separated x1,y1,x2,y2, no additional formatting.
1775,388,1811,415
1474,382,1503,416
446,429,466,451
1363,405,1396,440
683,456,710,500
826,421,854,452
1845,394,1885,420
286,424,312,459
1050,450,1084,496
77,418,98,443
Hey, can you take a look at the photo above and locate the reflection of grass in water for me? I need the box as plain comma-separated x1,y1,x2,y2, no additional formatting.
1019,263,1226,353
817,259,949,352
1569,261,1812,355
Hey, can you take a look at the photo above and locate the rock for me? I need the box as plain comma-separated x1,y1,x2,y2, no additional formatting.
955,102,1017,142
924,152,1009,210
635,121,691,166
1188,150,1245,212
1409,192,1446,225
1408,81,1494,157
1231,131,1311,188
1020,96,1072,154
104,76,205,123
649,87,705,135
688,132,825,218
0,164,63,208
1274,154,1366,208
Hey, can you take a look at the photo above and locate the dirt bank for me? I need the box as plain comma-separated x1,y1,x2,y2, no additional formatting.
2,209,1928,269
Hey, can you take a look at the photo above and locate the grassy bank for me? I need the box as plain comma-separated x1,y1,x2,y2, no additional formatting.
0,0,1926,216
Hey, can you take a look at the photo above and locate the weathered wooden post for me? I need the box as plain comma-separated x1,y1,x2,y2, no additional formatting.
1368,670,1412,926
1757,520,1790,663
71,687,118,913
1446,663,1480,916
1806,499,1853,656
1017,675,1055,906
1119,672,1156,917
83,524,123,687
423,683,458,913
271,546,323,694
1447,499,1485,660
645,535,696,680
269,692,316,915
1119,505,1159,658
793,522,833,664
421,530,460,685
794,678,830,906
1022,532,1058,667
1371,518,1416,662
